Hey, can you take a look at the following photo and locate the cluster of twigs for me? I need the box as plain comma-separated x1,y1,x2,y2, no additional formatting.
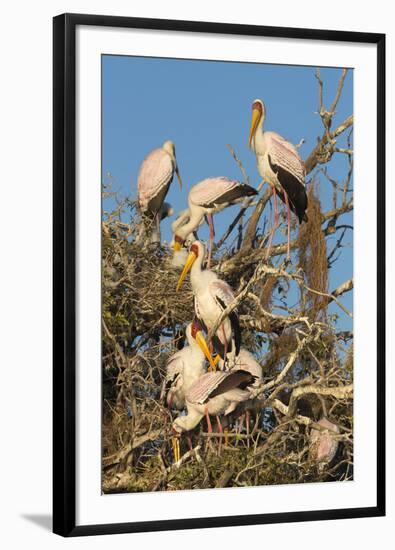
102,69,354,493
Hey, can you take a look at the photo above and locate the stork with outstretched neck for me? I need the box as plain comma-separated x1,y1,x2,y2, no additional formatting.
176,241,241,368
173,177,257,267
249,99,308,260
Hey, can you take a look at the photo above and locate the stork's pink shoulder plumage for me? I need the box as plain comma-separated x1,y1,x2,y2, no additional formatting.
231,349,263,387
268,134,305,183
189,177,242,206
186,372,230,404
210,280,236,307
137,148,174,210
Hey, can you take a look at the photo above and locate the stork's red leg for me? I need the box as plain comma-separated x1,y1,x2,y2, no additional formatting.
283,190,291,260
206,213,215,269
205,405,213,433
265,187,278,260
235,414,244,447
216,415,223,455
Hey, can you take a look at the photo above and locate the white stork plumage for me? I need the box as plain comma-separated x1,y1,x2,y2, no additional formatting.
165,319,217,412
249,99,308,259
169,209,201,269
217,348,263,437
173,177,257,267
222,348,263,385
176,240,241,367
137,140,182,243
172,369,256,435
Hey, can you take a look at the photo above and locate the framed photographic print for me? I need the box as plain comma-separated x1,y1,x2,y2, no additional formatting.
53,13,385,537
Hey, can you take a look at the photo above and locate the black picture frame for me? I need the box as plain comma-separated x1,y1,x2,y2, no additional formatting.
53,13,386,537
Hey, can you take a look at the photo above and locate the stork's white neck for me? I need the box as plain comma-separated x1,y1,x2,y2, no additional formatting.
183,358,205,393
173,407,203,433
176,209,204,242
185,332,205,359
190,253,214,294
252,112,266,153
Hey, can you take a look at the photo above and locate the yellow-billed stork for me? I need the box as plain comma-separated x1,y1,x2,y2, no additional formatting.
164,319,216,462
137,140,182,242
173,177,257,267
249,99,308,259
176,240,241,368
165,319,217,411
172,369,256,436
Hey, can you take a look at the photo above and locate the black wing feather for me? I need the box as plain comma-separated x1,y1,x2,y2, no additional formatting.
268,155,308,223
200,184,257,209
209,370,256,399
216,296,241,358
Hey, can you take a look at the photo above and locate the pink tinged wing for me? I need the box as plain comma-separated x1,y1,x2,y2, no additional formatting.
186,372,230,404
232,349,263,385
189,177,240,206
137,149,174,210
166,351,184,381
269,135,305,185
209,280,236,341
210,280,236,309
311,418,340,463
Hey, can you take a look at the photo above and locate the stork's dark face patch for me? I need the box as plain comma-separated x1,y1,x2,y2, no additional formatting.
190,243,199,257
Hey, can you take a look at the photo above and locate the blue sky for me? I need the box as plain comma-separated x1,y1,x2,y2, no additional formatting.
102,55,353,331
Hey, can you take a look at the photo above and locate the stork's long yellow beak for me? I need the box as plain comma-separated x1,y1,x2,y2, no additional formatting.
175,165,182,189
173,241,182,252
176,250,197,291
195,330,217,372
249,108,261,148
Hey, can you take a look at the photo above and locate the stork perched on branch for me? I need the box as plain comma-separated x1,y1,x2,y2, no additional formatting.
164,319,216,463
249,99,308,259
164,319,217,412
176,240,241,367
173,177,257,267
172,369,256,435
137,140,182,243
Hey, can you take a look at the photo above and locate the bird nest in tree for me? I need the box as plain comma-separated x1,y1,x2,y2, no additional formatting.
101,198,353,493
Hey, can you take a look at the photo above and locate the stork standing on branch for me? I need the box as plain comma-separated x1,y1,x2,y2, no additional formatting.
173,177,257,267
218,349,263,439
137,140,182,243
165,319,217,411
176,241,241,368
164,319,216,462
172,369,256,436
249,99,308,260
